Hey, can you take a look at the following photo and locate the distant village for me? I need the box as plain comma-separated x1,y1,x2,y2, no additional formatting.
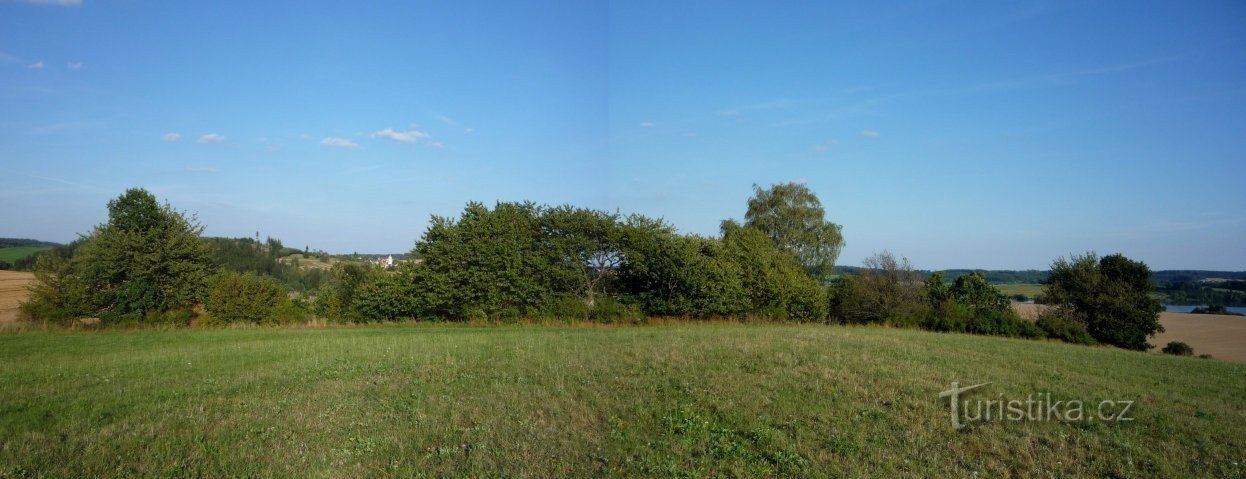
364,254,421,269
370,255,395,269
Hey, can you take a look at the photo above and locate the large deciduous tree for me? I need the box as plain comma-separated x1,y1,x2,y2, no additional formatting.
1045,252,1163,351
742,182,843,280
22,188,213,324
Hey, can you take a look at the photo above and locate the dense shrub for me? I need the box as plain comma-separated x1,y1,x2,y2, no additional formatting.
313,262,375,321
1161,341,1194,356
204,272,293,324
925,272,1040,338
18,248,93,324
922,301,1043,339
350,269,419,322
721,224,828,321
412,202,562,320
1035,310,1097,345
828,252,927,325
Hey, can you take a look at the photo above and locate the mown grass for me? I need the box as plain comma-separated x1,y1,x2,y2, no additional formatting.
0,247,50,264
0,324,1243,478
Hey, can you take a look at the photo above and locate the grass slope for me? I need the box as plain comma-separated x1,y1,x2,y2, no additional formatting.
0,246,50,264
0,324,1242,478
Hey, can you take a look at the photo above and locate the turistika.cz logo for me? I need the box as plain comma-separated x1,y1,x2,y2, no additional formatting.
938,382,1135,430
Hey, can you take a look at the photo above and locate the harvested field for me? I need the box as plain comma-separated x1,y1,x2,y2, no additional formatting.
1152,312,1246,362
1013,302,1246,363
0,271,33,324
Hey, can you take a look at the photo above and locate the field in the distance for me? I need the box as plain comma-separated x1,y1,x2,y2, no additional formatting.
994,283,1046,297
0,271,34,325
0,246,50,264
0,324,1242,478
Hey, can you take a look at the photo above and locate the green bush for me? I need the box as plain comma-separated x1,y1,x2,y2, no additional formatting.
350,271,417,322
205,272,292,324
590,296,645,323
1161,341,1194,356
1035,311,1097,345
828,253,927,325
540,295,590,321
271,300,308,325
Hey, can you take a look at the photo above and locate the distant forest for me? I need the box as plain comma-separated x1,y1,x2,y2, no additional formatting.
0,238,62,249
832,266,1246,306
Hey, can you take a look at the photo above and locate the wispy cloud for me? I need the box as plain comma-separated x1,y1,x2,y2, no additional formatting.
197,133,225,144
67,61,84,70
25,121,100,134
861,130,880,138
814,140,839,152
26,60,44,69
185,166,220,174
371,126,429,144
432,112,475,134
717,98,808,118
162,133,181,142
639,121,655,128
966,55,1186,92
320,137,359,149
20,0,82,5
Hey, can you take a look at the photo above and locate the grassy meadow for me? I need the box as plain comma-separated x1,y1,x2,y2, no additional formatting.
0,246,50,265
0,324,1243,478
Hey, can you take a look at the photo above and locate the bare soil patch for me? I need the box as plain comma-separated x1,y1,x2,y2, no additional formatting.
0,271,34,324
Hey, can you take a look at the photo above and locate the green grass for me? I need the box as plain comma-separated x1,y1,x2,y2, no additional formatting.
0,246,50,264
994,283,1046,297
0,324,1243,478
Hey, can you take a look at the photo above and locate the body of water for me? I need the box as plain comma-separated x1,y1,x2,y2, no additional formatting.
1163,305,1246,315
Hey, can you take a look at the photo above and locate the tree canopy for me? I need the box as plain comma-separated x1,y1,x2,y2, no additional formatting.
1045,252,1163,350
22,188,213,324
742,182,843,280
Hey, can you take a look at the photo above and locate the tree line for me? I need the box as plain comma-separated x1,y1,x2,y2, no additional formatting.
20,185,1166,350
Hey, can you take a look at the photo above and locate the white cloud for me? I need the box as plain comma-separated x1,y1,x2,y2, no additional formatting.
67,61,84,70
433,114,459,126
26,60,44,69
185,166,220,174
21,0,82,5
639,122,655,128
162,133,181,142
861,130,880,138
371,126,429,144
197,133,225,144
320,137,359,149
815,139,841,152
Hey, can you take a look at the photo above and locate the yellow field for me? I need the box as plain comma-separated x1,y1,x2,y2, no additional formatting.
0,270,34,324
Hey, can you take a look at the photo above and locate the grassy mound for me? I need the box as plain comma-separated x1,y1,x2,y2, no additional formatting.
0,324,1242,477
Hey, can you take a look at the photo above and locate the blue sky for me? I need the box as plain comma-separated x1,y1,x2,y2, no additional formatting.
1,1,1243,270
